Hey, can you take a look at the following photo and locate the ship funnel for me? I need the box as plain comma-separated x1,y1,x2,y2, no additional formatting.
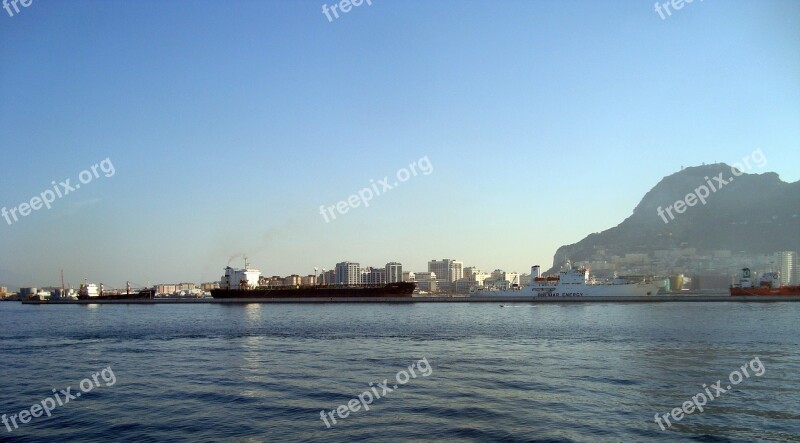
532,265,540,279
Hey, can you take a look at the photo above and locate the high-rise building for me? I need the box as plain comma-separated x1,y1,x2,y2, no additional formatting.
318,270,335,286
775,251,797,285
794,260,800,287
385,262,403,283
335,262,361,285
361,267,386,285
428,259,463,282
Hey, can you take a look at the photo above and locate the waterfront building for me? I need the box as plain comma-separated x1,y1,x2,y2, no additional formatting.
490,270,520,286
262,276,284,287
200,282,220,291
794,262,800,287
428,259,463,282
414,272,437,282
335,262,361,285
413,272,437,292
317,270,335,286
464,267,490,286
413,271,438,292
154,283,196,293
463,267,479,280
284,275,301,286
361,267,386,285
155,284,177,294
775,251,797,285
385,262,403,283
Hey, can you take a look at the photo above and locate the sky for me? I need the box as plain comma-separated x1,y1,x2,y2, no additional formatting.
1,0,799,288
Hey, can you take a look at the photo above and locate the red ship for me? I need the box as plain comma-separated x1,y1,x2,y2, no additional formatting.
729,268,800,296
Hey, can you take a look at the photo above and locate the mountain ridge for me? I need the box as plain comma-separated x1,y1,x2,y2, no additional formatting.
547,164,800,273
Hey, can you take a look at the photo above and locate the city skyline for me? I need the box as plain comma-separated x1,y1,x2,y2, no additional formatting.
2,1,799,287
5,247,799,294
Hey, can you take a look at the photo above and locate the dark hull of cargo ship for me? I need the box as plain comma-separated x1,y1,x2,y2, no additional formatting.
211,282,415,298
78,290,156,300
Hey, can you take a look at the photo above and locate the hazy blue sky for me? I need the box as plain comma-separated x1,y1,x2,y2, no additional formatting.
1,0,798,288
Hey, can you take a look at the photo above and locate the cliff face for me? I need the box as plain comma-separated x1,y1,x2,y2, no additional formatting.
548,164,800,273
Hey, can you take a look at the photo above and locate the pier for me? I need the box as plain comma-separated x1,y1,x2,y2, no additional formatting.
18,295,800,304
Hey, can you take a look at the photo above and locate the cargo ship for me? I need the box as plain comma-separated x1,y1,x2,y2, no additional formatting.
77,282,156,300
473,263,657,297
730,268,800,296
210,263,415,299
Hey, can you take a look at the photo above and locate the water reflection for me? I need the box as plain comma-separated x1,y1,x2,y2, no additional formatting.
244,303,262,323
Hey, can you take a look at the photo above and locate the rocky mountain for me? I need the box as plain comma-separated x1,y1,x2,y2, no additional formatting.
547,163,800,273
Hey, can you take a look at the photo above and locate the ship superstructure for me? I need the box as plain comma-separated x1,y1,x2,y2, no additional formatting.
474,262,657,297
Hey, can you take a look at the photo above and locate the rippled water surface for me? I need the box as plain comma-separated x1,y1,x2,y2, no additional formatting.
1,301,798,442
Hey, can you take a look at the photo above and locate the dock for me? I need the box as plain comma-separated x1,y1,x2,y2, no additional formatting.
18,295,800,304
